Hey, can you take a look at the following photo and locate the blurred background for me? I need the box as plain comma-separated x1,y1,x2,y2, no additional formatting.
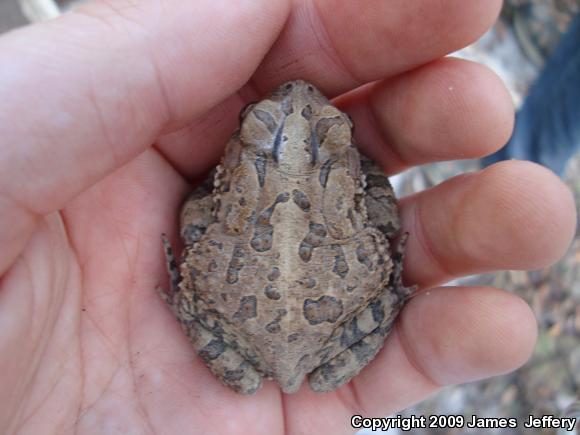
1,0,579,433
392,2,580,433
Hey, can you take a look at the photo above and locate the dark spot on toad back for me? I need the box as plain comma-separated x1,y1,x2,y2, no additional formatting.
250,231,273,252
234,295,257,322
303,296,343,325
251,192,289,253
224,366,244,383
189,266,200,282
264,284,281,300
254,152,267,187
351,339,376,364
276,192,290,203
226,246,245,284
319,159,333,187
265,322,281,334
265,309,287,334
371,299,385,324
267,267,280,281
208,240,223,250
356,243,373,270
332,244,349,279
299,245,313,262
198,339,225,361
340,318,367,348
181,224,206,244
287,333,300,343
252,109,278,134
298,222,327,262
292,189,311,212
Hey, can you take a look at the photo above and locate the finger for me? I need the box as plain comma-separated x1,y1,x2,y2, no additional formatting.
400,161,577,288
156,95,247,178
346,286,537,417
337,58,514,175
156,0,504,178
0,0,290,274
253,0,502,94
282,286,536,431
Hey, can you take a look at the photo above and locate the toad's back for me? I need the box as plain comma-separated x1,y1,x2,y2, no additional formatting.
168,80,408,394
182,81,394,392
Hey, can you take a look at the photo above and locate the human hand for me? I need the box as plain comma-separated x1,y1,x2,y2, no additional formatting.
0,0,576,433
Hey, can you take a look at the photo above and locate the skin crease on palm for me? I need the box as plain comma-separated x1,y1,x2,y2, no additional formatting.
0,0,576,433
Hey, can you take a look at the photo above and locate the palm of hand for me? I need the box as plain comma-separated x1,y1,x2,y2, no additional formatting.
6,147,374,435
0,1,576,434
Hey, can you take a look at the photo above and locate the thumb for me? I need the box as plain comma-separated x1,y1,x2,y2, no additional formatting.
0,0,290,274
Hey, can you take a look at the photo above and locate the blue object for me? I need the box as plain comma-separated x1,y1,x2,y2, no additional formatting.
482,13,580,176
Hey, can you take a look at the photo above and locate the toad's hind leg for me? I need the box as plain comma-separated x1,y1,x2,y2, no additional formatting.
308,295,401,393
160,290,263,394
179,170,216,245
160,173,261,394
160,172,215,299
187,318,263,394
160,234,181,300
308,235,413,393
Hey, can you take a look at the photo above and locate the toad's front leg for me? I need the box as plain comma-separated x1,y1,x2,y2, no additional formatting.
160,175,215,305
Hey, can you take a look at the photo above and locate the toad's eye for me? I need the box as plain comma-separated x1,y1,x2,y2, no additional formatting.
239,103,257,123
313,116,353,156
344,113,354,132
240,104,281,153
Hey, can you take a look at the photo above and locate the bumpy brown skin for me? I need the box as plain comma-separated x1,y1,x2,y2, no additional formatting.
161,80,412,395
